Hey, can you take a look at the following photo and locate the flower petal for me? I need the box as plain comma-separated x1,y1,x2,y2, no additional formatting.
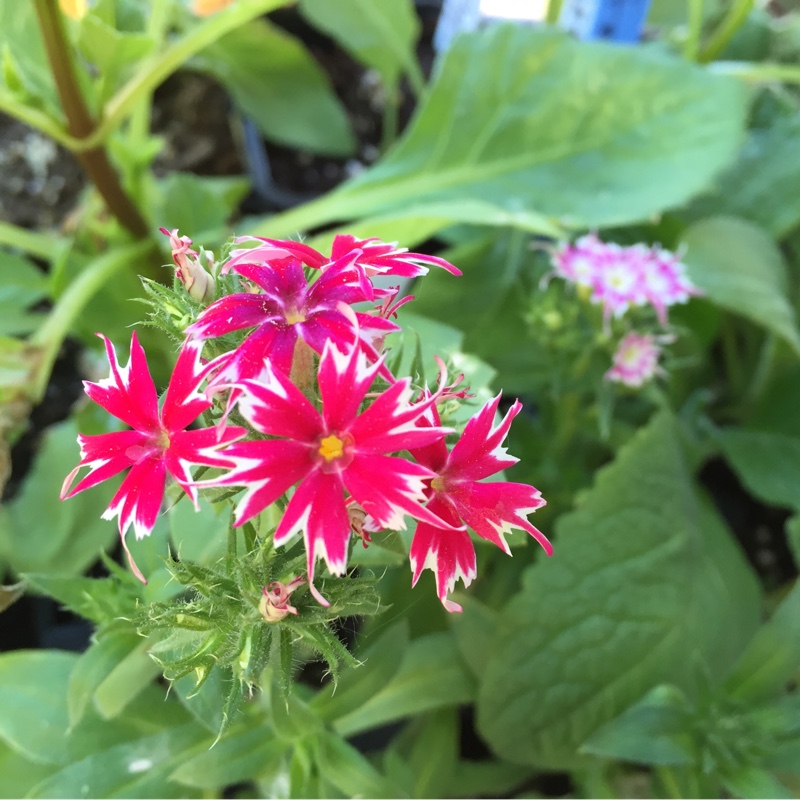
316,340,381,434
210,438,313,526
236,363,322,441
446,480,550,555
445,395,521,481
275,470,351,606
186,293,275,339
84,333,159,432
410,496,477,612
343,452,459,532
161,339,214,432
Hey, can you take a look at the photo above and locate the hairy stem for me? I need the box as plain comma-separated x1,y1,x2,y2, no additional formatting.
33,0,150,239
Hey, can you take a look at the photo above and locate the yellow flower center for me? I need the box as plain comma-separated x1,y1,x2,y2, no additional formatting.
431,476,446,492
318,434,345,462
156,430,171,450
285,309,306,324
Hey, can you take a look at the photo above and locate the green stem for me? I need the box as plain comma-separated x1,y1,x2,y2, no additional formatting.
0,88,79,149
546,0,564,25
710,60,800,85
33,0,150,239
721,318,744,399
698,0,755,63
29,241,152,402
655,767,684,800
86,0,289,151
744,333,776,408
405,57,426,100
684,0,704,61
381,83,400,153
0,220,66,261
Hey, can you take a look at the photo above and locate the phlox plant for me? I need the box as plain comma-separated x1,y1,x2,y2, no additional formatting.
6,1,800,798
59,230,551,699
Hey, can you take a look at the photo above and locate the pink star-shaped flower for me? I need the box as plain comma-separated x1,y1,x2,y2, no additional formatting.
204,341,458,605
186,256,398,385
408,395,551,612
61,332,244,580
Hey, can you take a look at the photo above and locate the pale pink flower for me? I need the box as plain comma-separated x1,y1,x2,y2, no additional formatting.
551,235,700,325
61,333,245,580
605,332,670,388
408,395,551,612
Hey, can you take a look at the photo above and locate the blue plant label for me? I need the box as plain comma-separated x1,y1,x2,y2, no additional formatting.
559,0,652,42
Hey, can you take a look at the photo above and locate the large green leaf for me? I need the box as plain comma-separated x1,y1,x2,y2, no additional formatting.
29,723,209,798
333,632,476,737
0,421,117,577
716,427,800,511
255,24,746,237
299,0,420,86
681,216,800,354
0,650,77,764
0,742,56,799
477,412,760,769
723,579,800,703
690,115,800,239
193,19,355,156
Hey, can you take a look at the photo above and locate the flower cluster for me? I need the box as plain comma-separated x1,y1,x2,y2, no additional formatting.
63,232,550,612
552,234,700,325
551,233,699,389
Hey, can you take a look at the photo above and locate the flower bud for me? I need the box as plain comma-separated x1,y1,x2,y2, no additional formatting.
258,576,306,622
160,227,216,304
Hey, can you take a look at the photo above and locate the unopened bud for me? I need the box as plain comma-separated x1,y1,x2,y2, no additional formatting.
160,227,216,304
258,576,306,622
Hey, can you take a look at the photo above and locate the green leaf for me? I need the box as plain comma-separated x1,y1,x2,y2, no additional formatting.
0,251,47,302
169,494,228,564
0,741,56,799
716,427,800,510
0,650,76,764
448,759,533,799
0,2,60,113
477,412,761,769
723,579,800,703
406,709,459,798
151,173,250,247
311,622,409,722
681,216,800,354
171,718,288,789
28,723,210,799
450,595,500,679
23,572,141,626
316,731,398,798
75,14,155,102
691,114,800,239
581,685,694,766
193,19,355,156
299,0,420,86
265,24,747,235
720,766,793,800
68,628,143,727
0,421,118,577
93,639,162,719
333,632,476,737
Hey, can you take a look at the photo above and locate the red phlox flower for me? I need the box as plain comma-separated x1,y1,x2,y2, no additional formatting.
186,256,399,385
202,340,460,605
407,394,551,612
61,333,245,581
